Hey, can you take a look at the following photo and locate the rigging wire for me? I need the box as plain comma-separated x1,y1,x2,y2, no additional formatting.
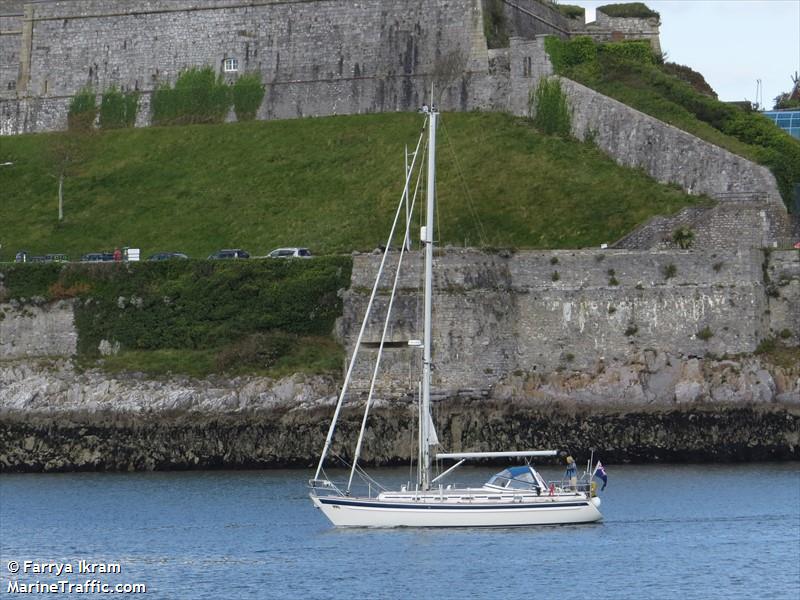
330,452,387,493
313,121,428,481
440,118,488,247
346,139,424,493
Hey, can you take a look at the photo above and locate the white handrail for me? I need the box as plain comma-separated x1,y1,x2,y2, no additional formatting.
436,450,559,460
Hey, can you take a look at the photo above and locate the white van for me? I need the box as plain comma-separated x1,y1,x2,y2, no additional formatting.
267,247,312,258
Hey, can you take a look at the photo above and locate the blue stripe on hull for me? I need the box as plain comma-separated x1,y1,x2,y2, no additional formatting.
318,497,589,510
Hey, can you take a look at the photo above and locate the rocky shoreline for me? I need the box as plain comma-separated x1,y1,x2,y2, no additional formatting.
2,401,798,473
1,359,798,473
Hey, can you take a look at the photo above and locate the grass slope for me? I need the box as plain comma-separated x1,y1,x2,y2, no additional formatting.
0,112,701,260
544,38,800,205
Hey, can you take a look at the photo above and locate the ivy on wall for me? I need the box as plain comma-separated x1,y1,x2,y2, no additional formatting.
99,87,139,129
232,74,266,122
151,67,232,126
0,258,352,356
67,87,97,131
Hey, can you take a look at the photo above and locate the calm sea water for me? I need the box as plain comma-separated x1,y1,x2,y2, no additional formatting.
1,464,798,599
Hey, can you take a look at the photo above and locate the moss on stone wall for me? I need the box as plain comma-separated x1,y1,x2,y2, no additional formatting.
0,258,352,365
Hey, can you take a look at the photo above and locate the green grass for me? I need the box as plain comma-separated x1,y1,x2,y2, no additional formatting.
754,339,800,370
568,60,763,162
0,112,702,259
547,42,800,205
92,335,342,379
92,349,216,378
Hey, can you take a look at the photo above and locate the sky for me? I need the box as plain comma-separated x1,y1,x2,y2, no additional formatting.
564,0,800,109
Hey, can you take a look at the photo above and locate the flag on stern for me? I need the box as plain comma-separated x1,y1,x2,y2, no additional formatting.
593,461,608,490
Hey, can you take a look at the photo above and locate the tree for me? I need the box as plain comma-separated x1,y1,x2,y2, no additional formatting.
45,88,99,221
773,72,800,110
47,128,93,222
432,48,468,105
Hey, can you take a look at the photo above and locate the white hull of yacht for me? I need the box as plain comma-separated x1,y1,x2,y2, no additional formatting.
311,494,602,528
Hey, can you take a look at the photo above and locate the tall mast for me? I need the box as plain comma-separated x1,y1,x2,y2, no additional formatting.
420,108,437,491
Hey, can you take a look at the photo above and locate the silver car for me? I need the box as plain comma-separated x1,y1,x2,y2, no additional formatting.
267,247,312,258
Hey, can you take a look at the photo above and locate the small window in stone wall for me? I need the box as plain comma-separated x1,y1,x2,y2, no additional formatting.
523,57,532,77
7,80,15,91
223,58,239,73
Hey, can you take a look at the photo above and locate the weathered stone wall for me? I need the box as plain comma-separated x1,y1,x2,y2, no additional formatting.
506,36,553,116
338,248,793,397
499,0,572,39
0,10,22,100
0,0,664,134
765,249,800,346
613,199,789,251
0,300,78,358
3,0,498,133
572,9,661,54
1,249,796,402
555,78,784,206
501,47,790,249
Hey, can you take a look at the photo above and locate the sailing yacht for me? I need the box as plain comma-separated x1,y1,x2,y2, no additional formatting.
309,108,603,527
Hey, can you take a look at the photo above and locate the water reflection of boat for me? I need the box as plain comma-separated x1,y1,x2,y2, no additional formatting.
309,107,603,527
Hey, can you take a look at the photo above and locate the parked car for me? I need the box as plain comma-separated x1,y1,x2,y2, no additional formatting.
81,252,115,262
267,247,312,259
44,254,69,263
208,249,250,260
148,252,189,261
14,250,29,263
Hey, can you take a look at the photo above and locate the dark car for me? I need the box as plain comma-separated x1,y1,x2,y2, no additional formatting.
208,249,250,260
148,252,189,261
81,252,115,262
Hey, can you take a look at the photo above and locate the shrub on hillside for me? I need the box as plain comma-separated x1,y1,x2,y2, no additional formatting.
724,112,800,204
151,67,231,126
232,74,265,121
597,3,659,19
215,331,294,372
544,35,800,209
555,4,585,19
598,40,655,65
68,87,97,131
99,87,139,129
544,36,597,73
530,78,572,137
661,63,717,98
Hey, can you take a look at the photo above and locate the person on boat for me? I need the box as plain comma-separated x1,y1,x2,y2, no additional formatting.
564,456,578,490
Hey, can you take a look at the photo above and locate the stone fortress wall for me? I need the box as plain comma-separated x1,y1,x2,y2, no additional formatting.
0,0,658,134
3,248,797,404
340,249,800,399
